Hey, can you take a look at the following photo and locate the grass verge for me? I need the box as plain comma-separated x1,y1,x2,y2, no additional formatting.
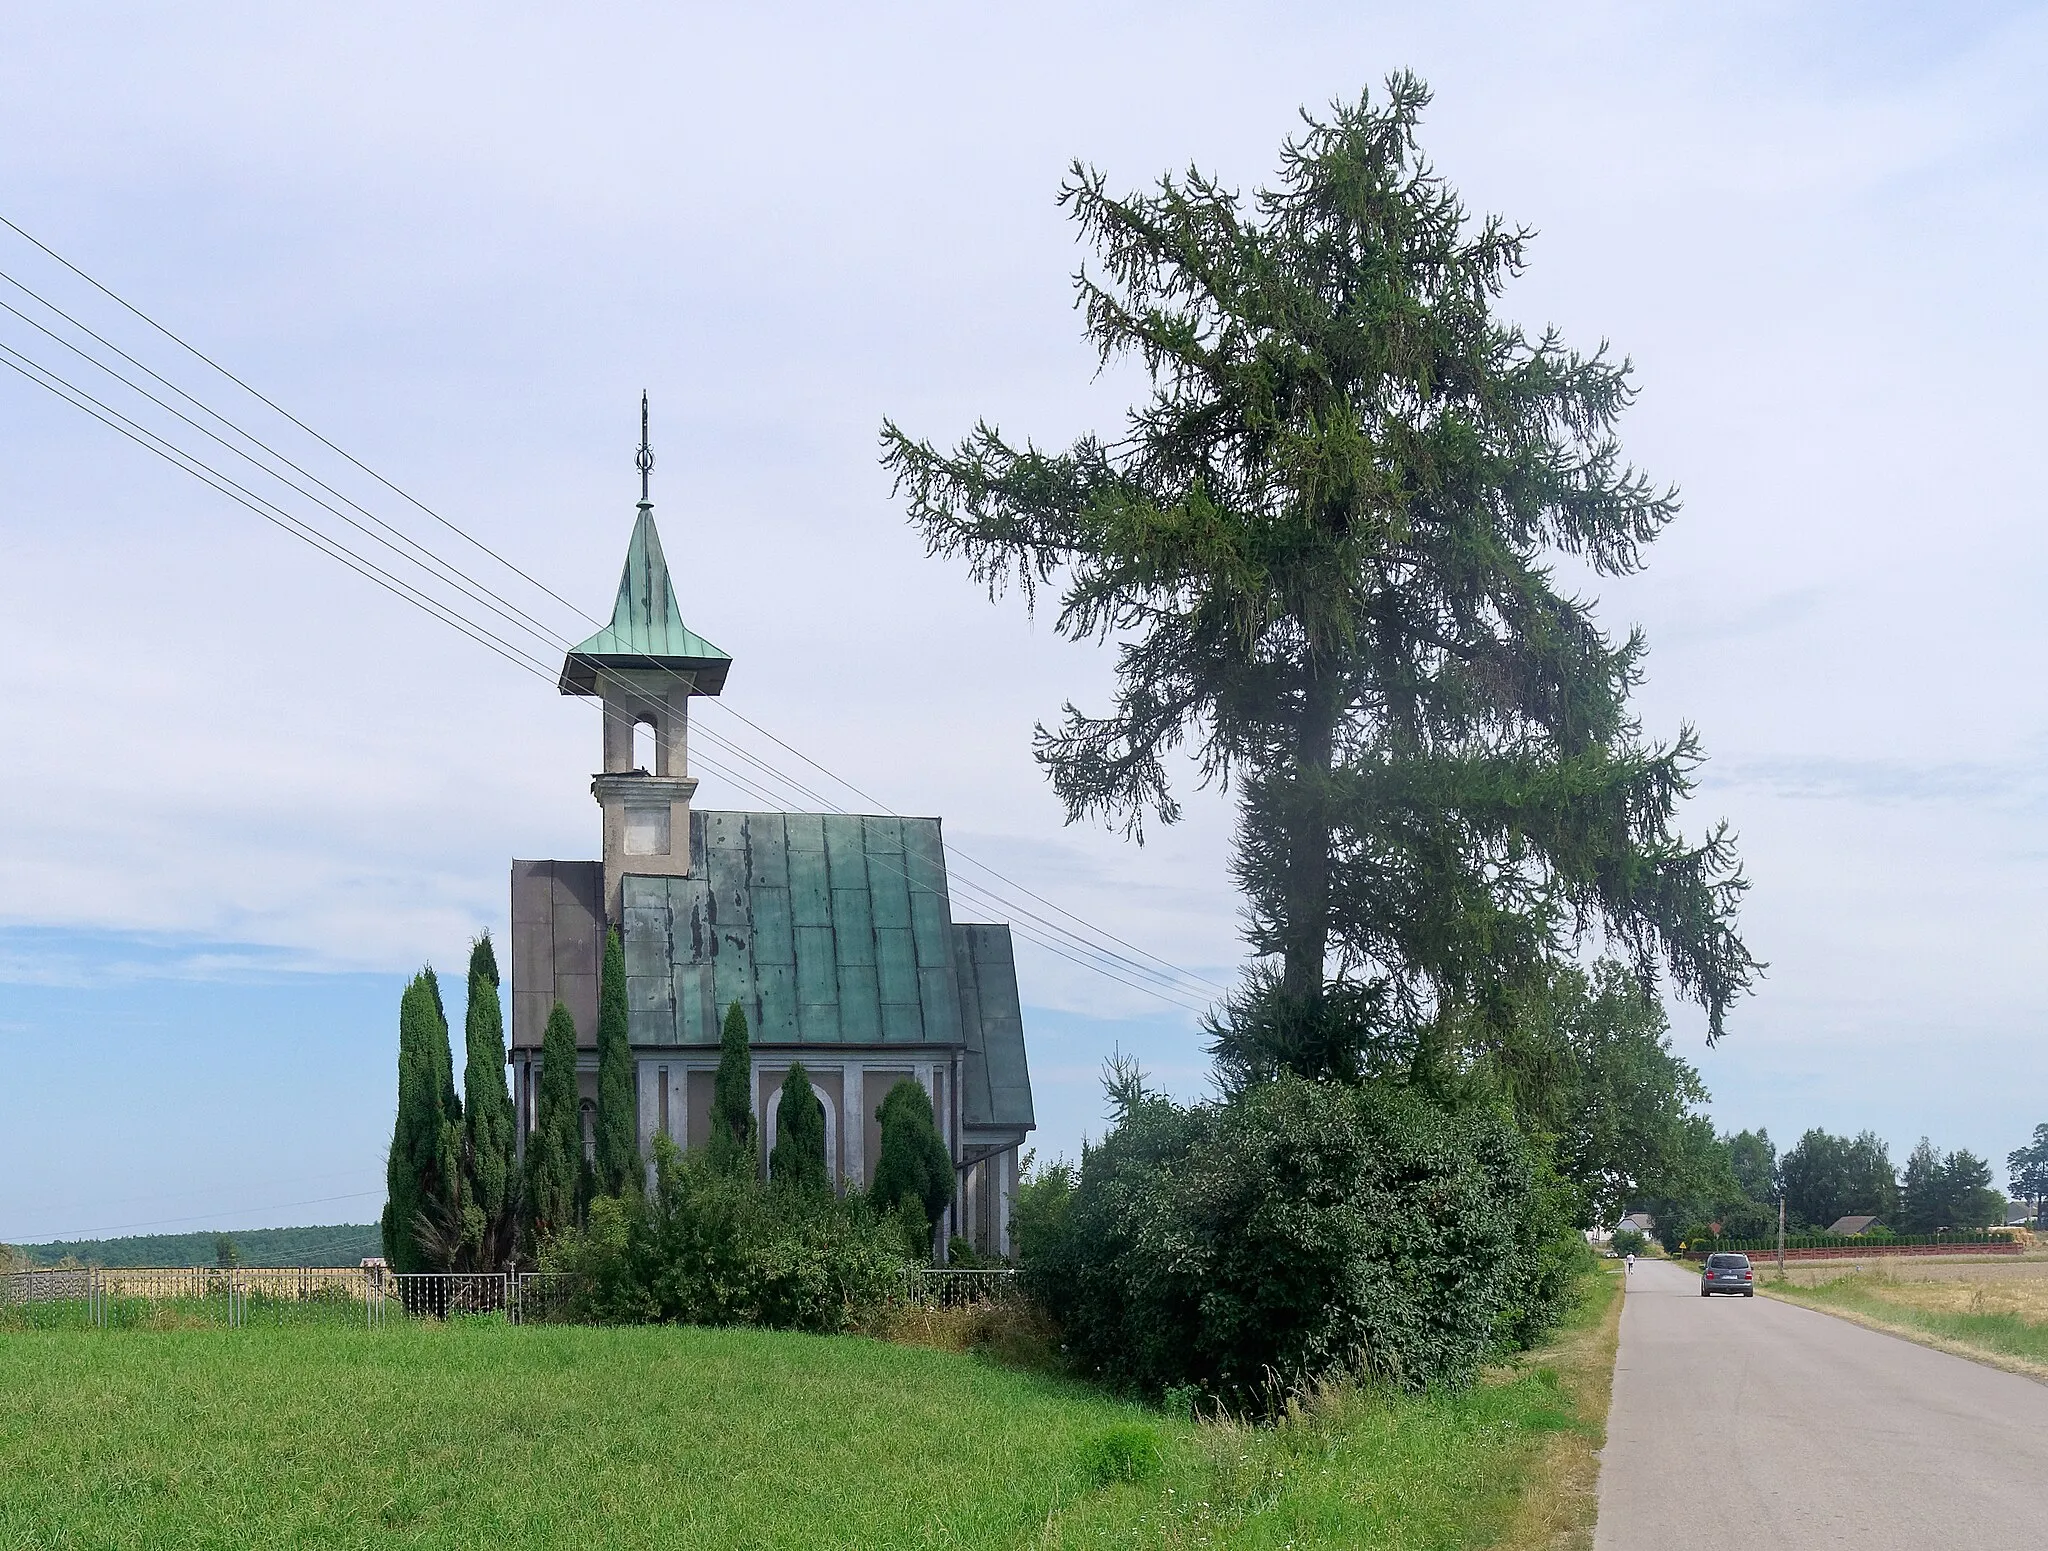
0,1272,1625,1550
1033,1266,1624,1550
1762,1271,2048,1380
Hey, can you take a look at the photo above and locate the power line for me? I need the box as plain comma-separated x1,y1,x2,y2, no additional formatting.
0,343,1213,1012
0,342,1210,1013
0,222,1228,1009
0,237,1226,1002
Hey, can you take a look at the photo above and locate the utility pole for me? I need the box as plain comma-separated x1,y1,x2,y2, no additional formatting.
1777,1195,1787,1278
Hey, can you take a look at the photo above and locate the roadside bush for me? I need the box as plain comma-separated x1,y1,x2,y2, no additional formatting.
1020,1074,1571,1404
1609,1226,1647,1258
541,1136,911,1333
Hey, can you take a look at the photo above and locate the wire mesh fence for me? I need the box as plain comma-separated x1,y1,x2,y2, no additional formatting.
2,1264,1013,1328
905,1268,1020,1307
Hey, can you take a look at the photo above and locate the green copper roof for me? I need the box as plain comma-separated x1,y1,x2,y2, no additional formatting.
559,504,732,695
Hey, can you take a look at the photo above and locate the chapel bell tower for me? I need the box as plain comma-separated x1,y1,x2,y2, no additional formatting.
557,395,732,920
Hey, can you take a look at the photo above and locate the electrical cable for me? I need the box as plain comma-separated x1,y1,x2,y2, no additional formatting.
0,227,1226,1006
0,343,1214,1011
0,342,1210,1012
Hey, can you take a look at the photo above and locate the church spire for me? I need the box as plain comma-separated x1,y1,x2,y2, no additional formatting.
635,389,654,508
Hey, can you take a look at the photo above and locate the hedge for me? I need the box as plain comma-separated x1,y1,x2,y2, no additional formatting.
1684,1230,2010,1255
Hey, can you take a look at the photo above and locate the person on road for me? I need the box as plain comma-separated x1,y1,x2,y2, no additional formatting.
1626,1252,1636,1275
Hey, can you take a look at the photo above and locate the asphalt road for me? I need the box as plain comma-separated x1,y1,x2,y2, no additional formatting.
1595,1256,2048,1547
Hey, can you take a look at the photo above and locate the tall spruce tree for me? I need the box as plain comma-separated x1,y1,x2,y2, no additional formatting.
2008,1124,2048,1228
769,1061,830,1194
882,75,1756,1080
872,1078,953,1254
708,999,756,1176
459,933,517,1268
524,1000,584,1247
593,927,640,1197
382,968,461,1274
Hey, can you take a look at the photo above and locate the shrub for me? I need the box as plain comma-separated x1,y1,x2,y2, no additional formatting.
708,1001,756,1176
1610,1226,1647,1258
542,1136,911,1333
769,1061,829,1195
1020,1074,1566,1404
872,1079,954,1257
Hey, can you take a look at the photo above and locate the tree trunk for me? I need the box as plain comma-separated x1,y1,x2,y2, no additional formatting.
1278,676,1341,1003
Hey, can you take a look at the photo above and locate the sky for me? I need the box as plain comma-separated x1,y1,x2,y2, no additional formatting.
3,2,2047,1244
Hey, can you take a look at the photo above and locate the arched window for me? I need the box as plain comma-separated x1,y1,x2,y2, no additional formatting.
763,1077,838,1186
579,1099,596,1164
633,718,658,775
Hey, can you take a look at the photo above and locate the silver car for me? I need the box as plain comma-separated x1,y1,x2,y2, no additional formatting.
1700,1251,1755,1296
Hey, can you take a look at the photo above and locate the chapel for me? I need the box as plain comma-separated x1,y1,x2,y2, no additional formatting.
508,413,1035,1258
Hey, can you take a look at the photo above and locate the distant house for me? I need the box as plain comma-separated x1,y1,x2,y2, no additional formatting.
1595,1212,1656,1244
1826,1215,1880,1236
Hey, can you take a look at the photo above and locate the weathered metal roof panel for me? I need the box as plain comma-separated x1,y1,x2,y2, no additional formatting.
559,506,731,694
613,808,1027,1129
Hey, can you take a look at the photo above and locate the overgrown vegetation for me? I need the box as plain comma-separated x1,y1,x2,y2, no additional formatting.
539,1137,911,1333
1020,1067,1588,1403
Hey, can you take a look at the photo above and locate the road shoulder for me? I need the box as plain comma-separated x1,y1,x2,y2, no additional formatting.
1491,1265,1625,1551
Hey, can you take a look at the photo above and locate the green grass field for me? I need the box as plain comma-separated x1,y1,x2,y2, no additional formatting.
0,1276,1618,1549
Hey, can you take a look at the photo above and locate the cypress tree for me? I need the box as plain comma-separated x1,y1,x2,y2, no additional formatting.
524,1000,584,1247
769,1060,830,1194
708,1000,756,1176
381,969,461,1274
593,926,640,1197
460,933,517,1267
872,1079,954,1255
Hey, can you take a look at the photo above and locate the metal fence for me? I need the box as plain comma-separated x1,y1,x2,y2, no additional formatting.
905,1267,1019,1307
3,1264,1013,1327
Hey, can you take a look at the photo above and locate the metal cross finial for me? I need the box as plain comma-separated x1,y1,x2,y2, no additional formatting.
635,390,655,505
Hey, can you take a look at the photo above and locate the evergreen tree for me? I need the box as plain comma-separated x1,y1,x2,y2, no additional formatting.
1899,1137,1943,1234
882,75,1755,1080
381,968,461,1274
524,1000,584,1247
769,1061,830,1194
708,1000,757,1176
872,1078,954,1254
593,927,640,1197
459,933,518,1268
2008,1123,2048,1228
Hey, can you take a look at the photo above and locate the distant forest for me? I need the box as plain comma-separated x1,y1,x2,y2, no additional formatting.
15,1223,379,1268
